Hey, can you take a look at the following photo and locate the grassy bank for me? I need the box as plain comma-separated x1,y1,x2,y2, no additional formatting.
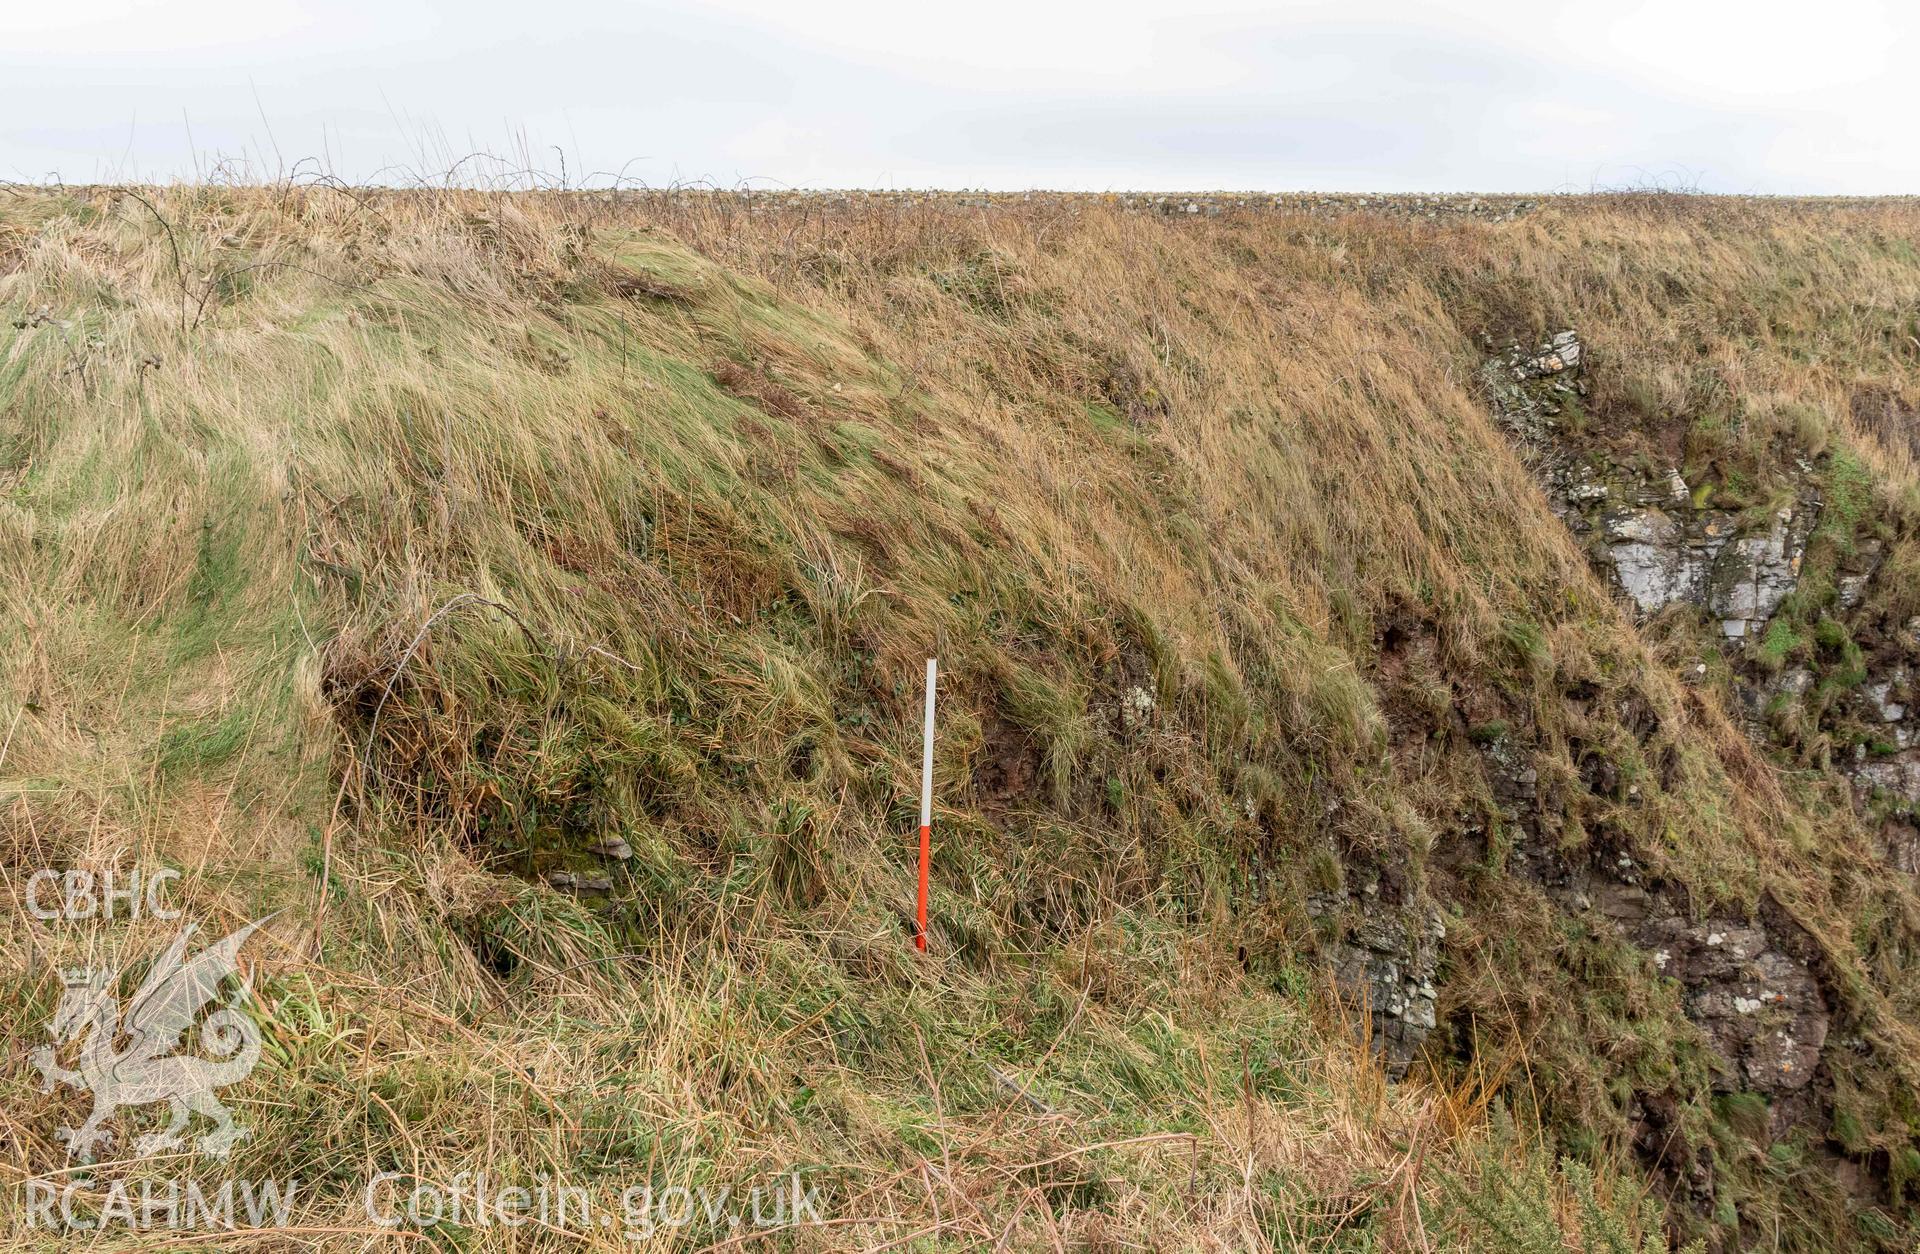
5,186,1920,1249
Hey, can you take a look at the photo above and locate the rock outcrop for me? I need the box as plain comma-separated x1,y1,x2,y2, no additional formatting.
1474,714,1832,1119
1595,884,1829,1125
1490,332,1821,639
1471,329,1920,1221
1310,878,1446,1077
1487,330,1920,813
1594,500,1810,639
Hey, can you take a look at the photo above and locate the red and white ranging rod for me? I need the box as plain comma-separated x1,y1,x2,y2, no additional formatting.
916,657,936,952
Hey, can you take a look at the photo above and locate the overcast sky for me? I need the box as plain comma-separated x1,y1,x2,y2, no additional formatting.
3,0,1915,193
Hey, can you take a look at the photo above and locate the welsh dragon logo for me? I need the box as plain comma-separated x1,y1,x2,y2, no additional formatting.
28,917,272,1161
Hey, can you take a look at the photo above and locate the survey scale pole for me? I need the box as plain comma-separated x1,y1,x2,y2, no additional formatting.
917,657,936,952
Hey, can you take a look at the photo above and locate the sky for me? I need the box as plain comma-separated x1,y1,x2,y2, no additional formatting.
2,0,1916,193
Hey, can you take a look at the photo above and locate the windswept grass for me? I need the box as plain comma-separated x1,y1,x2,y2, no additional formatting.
4,185,1920,1248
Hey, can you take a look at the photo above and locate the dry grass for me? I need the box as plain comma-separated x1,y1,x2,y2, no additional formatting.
4,184,1920,1248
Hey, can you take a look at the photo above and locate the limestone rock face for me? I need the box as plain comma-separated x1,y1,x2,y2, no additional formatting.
1310,882,1446,1077
1472,328,1920,1215
1477,721,1835,1136
1591,500,1808,638
1864,669,1910,725
1484,330,1920,808
1708,510,1806,639
1575,490,1800,626
1596,885,1828,1121
1489,332,1822,637
1603,507,1699,612
1858,754,1920,800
